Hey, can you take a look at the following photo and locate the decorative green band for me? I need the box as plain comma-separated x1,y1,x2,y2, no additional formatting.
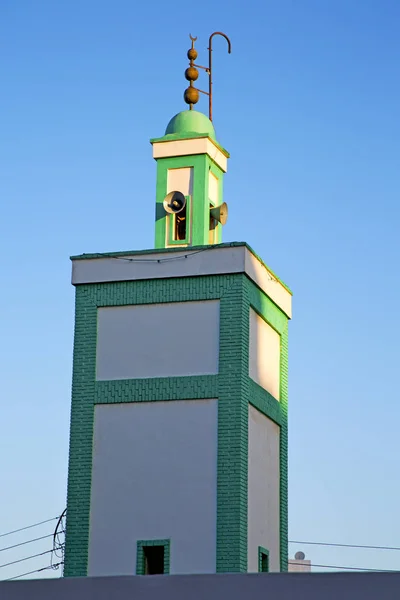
248,379,283,426
216,278,249,572
95,376,218,404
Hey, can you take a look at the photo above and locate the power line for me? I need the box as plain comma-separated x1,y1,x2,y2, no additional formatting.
0,517,59,539
3,561,395,580
4,562,63,581
92,245,217,264
0,532,63,553
90,246,277,282
0,549,54,570
289,540,400,552
288,561,398,573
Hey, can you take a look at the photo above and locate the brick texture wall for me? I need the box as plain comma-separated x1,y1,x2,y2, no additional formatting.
64,272,289,576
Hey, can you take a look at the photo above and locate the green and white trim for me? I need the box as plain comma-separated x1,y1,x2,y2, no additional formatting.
151,110,229,249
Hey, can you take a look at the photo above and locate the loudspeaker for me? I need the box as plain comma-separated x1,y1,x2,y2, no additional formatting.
163,191,186,214
210,202,228,225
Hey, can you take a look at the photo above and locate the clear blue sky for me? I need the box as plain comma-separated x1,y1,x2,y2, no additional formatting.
1,0,400,580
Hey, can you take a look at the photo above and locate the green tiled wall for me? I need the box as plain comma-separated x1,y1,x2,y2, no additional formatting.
64,272,289,576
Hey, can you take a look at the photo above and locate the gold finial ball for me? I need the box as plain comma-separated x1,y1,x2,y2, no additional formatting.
185,66,199,82
187,48,198,60
184,86,199,105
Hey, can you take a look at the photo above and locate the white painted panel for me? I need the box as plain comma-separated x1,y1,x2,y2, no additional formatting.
245,250,292,318
72,246,244,286
167,167,193,195
88,400,218,575
205,140,228,173
249,309,280,399
248,405,280,572
96,300,220,380
208,172,219,205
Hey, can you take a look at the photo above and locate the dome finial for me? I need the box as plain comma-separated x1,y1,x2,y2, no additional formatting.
183,32,232,122
184,35,200,110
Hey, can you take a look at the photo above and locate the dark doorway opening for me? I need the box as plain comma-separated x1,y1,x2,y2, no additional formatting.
143,545,165,575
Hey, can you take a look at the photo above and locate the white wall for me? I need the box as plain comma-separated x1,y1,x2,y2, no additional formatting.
247,405,280,572
249,309,281,399
96,300,220,380
244,252,292,319
88,400,218,576
152,137,228,172
71,245,292,320
167,167,193,195
208,172,219,205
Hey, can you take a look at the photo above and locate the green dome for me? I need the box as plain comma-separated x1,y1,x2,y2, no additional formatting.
165,110,216,140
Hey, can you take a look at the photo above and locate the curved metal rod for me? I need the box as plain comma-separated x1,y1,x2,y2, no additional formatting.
208,31,232,121
189,34,197,42
53,508,67,546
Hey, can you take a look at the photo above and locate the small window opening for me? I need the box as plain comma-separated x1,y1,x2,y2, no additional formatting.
143,545,165,575
174,205,187,241
258,546,269,573
260,552,269,572
209,202,217,244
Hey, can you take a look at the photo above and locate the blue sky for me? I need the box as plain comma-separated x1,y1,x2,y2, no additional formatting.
1,0,400,580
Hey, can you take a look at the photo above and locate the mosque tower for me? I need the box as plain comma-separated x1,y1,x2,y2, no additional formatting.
64,32,292,578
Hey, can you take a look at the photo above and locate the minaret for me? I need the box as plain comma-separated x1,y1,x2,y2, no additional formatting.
64,33,292,579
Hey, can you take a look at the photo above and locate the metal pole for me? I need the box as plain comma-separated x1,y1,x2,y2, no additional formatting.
208,32,232,122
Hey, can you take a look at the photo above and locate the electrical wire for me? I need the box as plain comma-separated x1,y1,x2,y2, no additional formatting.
0,549,53,570
288,561,398,573
289,540,400,552
0,532,64,553
4,562,63,581
3,516,400,577
0,517,59,539
52,510,66,572
91,245,218,264
90,244,277,282
5,516,400,554
4,561,395,580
